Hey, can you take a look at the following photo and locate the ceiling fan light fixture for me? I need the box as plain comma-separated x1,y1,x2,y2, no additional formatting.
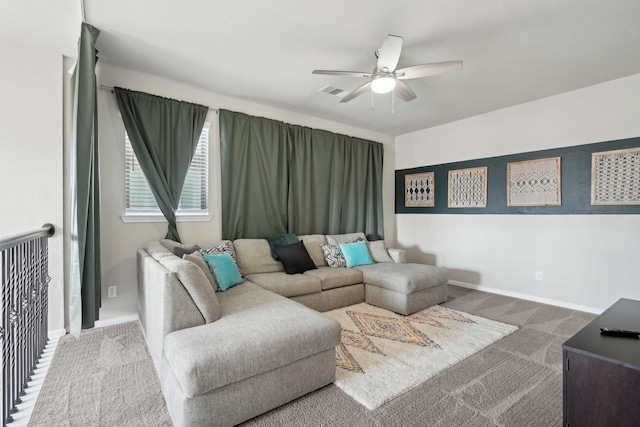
370,74,396,94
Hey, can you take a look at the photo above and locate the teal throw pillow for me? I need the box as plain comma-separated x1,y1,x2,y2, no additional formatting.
264,233,299,259
204,253,244,291
339,240,374,268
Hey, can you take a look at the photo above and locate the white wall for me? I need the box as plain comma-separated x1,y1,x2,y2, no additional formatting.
395,73,640,312
0,40,64,331
92,64,395,322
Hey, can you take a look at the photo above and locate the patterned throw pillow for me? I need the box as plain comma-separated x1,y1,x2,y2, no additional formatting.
200,240,236,262
321,244,346,268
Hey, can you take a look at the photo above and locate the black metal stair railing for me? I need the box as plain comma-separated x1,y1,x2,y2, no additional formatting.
1,224,54,426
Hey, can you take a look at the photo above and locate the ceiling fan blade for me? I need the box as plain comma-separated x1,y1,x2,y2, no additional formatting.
340,82,372,103
394,80,417,102
395,60,463,80
376,34,403,72
312,70,371,78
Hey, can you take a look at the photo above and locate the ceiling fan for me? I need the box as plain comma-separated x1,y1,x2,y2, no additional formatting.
313,34,462,103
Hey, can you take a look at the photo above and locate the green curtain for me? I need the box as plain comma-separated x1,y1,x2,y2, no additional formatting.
69,22,101,334
220,109,384,240
220,110,291,238
114,89,208,242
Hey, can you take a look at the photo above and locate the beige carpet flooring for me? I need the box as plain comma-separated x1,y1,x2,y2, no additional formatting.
28,322,172,426
28,286,595,427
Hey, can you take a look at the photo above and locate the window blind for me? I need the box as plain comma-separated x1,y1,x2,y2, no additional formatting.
125,123,209,213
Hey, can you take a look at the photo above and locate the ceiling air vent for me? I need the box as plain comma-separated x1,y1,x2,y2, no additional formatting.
317,85,349,98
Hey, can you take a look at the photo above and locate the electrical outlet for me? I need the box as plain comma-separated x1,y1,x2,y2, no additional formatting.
107,285,117,298
535,271,543,281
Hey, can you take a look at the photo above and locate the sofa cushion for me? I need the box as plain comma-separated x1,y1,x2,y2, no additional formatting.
356,263,449,295
298,234,328,267
339,241,374,268
163,288,341,397
326,232,367,246
264,233,298,259
204,253,244,291
244,272,321,297
273,241,317,275
160,239,185,253
233,239,284,276
303,266,363,290
321,244,346,268
183,251,217,291
367,240,394,263
159,256,221,323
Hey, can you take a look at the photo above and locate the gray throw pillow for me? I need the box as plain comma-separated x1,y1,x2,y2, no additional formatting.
367,240,393,263
183,251,218,291
174,244,201,258
173,260,221,323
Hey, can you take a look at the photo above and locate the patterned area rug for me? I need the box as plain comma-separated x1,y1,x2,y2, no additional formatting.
324,303,518,410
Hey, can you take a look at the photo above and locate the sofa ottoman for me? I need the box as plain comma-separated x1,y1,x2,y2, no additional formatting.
356,263,449,315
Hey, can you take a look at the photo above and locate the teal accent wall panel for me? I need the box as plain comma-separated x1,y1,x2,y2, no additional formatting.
395,136,640,214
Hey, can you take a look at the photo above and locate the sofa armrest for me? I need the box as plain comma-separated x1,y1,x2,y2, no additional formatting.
387,248,407,264
138,249,205,370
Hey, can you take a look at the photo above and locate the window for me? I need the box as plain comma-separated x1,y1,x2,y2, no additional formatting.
122,122,211,222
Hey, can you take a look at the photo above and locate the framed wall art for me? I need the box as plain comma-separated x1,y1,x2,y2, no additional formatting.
396,136,640,215
405,172,434,207
507,157,561,206
591,146,640,205
448,166,487,208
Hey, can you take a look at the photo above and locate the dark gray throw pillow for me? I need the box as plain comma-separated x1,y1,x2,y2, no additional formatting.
273,241,317,275
264,233,299,259
173,245,201,258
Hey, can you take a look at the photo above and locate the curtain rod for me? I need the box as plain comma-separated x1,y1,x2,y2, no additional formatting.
99,85,219,113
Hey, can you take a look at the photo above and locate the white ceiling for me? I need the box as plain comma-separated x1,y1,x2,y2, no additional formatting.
2,0,640,136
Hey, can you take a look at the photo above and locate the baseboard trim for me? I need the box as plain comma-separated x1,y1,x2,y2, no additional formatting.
94,314,139,329
47,315,140,337
448,280,603,315
48,328,66,339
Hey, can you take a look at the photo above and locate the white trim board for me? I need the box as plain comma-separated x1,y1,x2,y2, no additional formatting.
48,328,66,339
94,314,139,329
449,280,603,315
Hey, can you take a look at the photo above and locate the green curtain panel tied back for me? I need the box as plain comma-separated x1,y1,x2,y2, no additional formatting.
69,22,101,334
220,110,384,240
114,88,208,241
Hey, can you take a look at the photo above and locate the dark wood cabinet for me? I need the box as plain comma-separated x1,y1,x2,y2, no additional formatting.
562,298,640,427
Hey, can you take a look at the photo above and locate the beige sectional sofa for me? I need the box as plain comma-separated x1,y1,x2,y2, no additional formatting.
137,232,448,426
